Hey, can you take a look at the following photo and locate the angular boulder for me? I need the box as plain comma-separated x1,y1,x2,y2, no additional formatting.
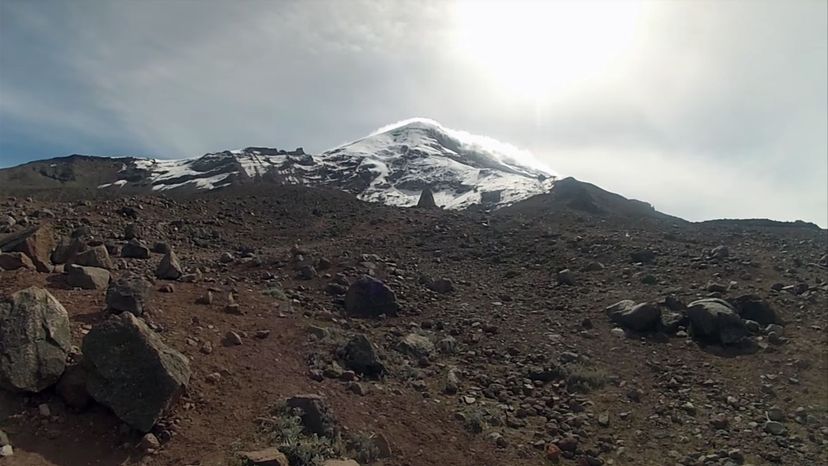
51,236,87,264
344,276,399,317
0,252,35,271
122,240,151,259
732,294,780,326
82,313,191,432
74,245,113,270
338,334,387,377
427,278,454,294
156,250,183,280
66,264,111,290
397,333,434,359
106,275,152,316
686,299,749,345
285,394,337,438
606,300,660,332
0,225,55,272
630,249,655,264
0,287,71,392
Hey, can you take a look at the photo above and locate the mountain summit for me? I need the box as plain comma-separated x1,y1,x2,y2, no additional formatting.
320,118,556,209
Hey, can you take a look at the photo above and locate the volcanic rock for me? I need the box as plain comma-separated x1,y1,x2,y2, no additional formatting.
66,264,111,290
339,334,387,377
0,252,35,271
285,394,337,438
0,225,55,272
74,245,113,270
82,312,191,432
344,276,399,317
686,298,750,345
106,275,151,315
156,250,183,280
606,300,660,332
122,240,151,259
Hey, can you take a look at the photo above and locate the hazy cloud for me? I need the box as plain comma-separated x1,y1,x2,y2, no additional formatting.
1,0,825,225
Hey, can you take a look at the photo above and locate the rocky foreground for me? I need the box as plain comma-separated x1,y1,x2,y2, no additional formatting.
0,185,826,466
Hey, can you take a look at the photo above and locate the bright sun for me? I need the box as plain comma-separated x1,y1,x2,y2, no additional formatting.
452,0,644,99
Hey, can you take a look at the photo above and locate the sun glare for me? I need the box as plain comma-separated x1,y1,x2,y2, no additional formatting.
452,0,644,99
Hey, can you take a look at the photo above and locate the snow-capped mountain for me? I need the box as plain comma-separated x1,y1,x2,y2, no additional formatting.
4,119,558,210
321,118,556,209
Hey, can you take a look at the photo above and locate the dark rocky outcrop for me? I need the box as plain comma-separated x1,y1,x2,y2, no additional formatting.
416,187,437,208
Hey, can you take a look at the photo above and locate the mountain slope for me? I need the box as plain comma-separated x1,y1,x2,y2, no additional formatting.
498,176,684,222
0,155,133,196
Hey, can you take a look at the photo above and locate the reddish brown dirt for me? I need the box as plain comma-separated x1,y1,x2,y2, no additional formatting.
1,187,826,466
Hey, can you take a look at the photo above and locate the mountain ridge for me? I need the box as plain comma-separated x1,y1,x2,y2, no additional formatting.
1,119,559,211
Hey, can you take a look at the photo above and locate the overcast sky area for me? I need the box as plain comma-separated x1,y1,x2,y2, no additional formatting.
1,0,826,225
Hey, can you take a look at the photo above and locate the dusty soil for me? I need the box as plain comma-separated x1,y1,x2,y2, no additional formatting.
1,185,826,466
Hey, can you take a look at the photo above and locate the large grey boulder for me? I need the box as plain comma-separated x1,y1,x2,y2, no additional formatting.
66,264,111,290
606,300,660,332
687,299,749,345
82,313,191,432
106,275,151,315
344,276,399,317
0,287,71,392
156,250,182,280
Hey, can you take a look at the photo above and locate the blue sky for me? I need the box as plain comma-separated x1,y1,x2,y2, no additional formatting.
1,0,826,225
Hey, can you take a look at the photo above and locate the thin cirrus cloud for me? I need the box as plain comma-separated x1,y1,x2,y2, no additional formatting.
0,0,825,226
